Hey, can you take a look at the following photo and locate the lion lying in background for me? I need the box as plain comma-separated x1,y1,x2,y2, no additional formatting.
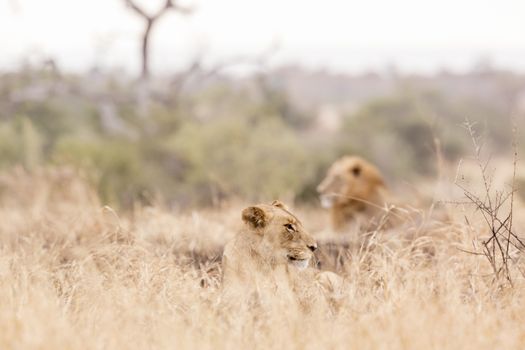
222,200,344,307
317,156,390,231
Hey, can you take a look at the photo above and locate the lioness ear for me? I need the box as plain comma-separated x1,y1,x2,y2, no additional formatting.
271,200,289,211
242,206,269,229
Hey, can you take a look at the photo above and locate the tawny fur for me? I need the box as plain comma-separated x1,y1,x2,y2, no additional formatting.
222,201,344,306
317,156,388,231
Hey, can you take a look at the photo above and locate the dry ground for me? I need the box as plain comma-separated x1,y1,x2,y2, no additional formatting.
1,167,525,349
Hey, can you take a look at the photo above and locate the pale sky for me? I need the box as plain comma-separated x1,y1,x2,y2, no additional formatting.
1,0,525,74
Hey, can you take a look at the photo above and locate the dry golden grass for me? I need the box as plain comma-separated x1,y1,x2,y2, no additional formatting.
1,166,525,349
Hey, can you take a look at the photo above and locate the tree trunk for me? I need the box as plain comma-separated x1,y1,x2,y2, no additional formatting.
141,19,154,79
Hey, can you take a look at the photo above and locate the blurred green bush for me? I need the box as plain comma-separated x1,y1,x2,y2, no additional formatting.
340,90,503,179
0,69,520,208
165,116,313,204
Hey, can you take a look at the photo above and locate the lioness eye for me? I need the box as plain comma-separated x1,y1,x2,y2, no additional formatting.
284,223,295,232
351,166,361,177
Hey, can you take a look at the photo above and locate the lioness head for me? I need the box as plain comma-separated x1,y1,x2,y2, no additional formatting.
241,200,317,270
317,156,385,209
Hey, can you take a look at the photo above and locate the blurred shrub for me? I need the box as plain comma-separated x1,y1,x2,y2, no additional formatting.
340,90,492,178
0,69,519,208
0,120,22,167
0,117,43,170
0,74,322,207
53,137,147,207
18,98,98,145
165,116,314,204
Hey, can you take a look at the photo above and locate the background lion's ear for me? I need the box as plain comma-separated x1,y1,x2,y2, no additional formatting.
242,206,268,228
271,200,289,211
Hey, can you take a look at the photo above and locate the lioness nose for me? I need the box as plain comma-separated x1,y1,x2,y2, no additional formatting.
308,244,318,252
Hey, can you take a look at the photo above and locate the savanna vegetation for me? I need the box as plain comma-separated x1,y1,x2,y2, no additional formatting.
1,65,524,208
1,63,525,349
1,158,525,349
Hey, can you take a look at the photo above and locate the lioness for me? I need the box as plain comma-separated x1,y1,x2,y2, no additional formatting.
317,156,388,231
222,200,344,306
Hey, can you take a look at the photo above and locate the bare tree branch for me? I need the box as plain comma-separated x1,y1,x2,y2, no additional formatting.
124,0,193,79
125,0,150,19
456,119,522,286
